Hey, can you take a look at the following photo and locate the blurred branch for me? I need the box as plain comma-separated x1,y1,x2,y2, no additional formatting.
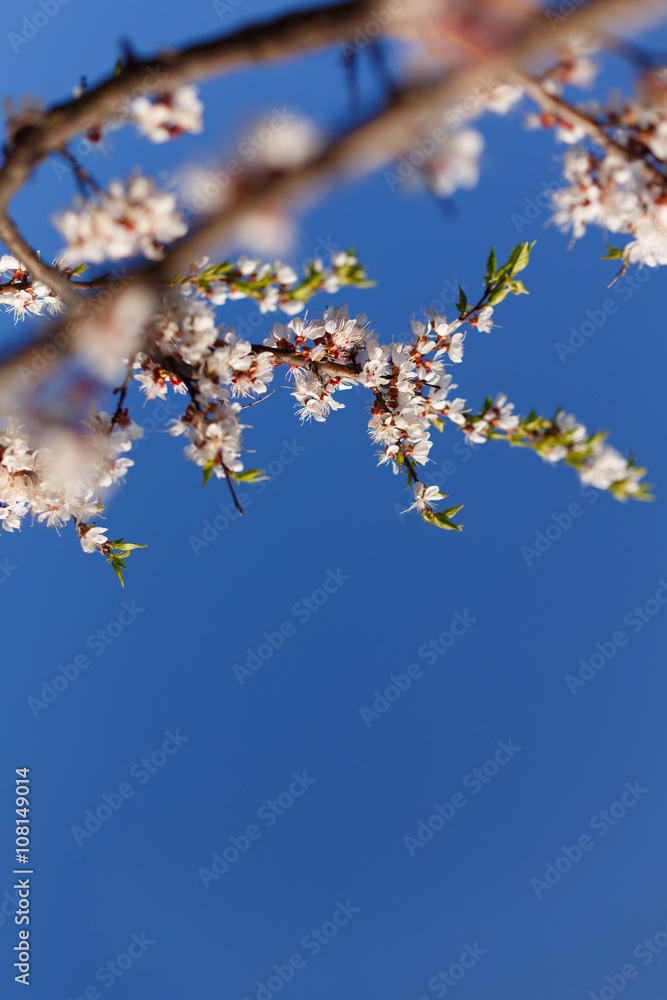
148,0,667,271
0,0,377,310
0,0,664,395
0,1,374,213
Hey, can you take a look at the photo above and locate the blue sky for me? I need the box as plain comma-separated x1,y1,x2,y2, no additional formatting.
2,2,667,999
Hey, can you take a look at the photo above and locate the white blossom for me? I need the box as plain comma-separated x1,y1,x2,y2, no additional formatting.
578,444,642,492
402,482,445,513
475,307,494,333
482,83,524,115
0,254,62,320
80,525,108,553
129,85,204,143
54,175,187,264
423,130,484,198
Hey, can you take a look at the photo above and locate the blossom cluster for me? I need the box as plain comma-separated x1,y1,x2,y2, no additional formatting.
130,250,370,482
63,82,205,150
0,219,641,568
552,144,667,267
400,33,667,271
0,254,62,321
465,404,649,501
136,291,273,481
413,45,605,201
128,85,204,144
0,58,654,577
54,175,187,264
520,52,667,269
254,272,647,529
174,249,373,315
401,79,525,200
398,39,667,272
0,408,142,555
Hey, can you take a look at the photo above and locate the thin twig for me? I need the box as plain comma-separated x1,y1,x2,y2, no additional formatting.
240,388,276,409
511,69,667,185
222,462,244,514
111,356,136,426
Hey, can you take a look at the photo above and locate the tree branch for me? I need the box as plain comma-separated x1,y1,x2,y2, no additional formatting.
0,215,82,308
0,0,664,396
155,0,667,272
511,69,667,184
0,0,376,313
0,1,374,214
251,344,361,381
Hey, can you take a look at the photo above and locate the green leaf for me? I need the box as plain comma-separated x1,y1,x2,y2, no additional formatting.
105,538,145,585
431,510,464,531
110,556,125,587
202,461,215,487
486,246,497,282
289,281,322,302
231,468,270,483
456,285,467,313
602,245,625,260
71,262,89,277
507,240,535,276
509,279,529,295
485,283,512,307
